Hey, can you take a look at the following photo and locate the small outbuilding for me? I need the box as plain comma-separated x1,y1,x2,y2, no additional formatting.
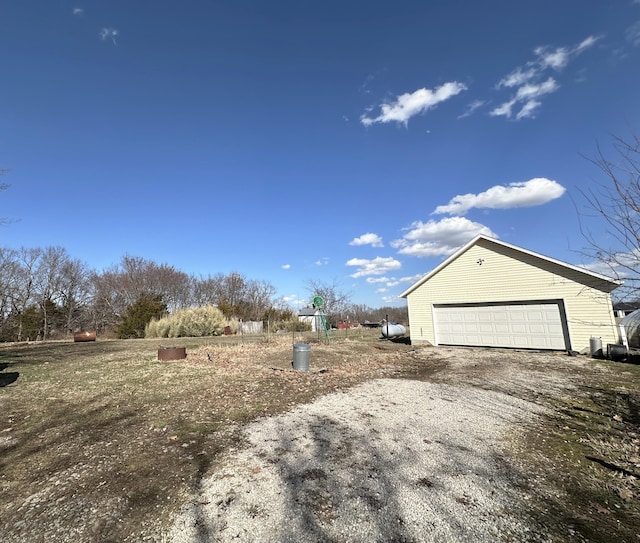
298,307,321,332
400,235,621,352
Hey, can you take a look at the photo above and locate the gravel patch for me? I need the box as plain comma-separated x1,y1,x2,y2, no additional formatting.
168,378,544,542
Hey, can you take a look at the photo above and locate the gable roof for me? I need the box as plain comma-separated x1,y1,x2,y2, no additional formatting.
400,235,621,298
298,307,319,316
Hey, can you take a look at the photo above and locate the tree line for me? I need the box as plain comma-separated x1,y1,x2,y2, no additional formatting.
0,247,407,342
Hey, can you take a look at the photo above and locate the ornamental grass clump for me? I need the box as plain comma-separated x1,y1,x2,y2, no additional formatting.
145,305,228,338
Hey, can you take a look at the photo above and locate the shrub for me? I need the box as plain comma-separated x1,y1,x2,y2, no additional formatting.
145,305,227,338
117,294,167,339
272,319,311,333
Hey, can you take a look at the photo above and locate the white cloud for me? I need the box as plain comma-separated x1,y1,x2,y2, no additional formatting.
515,77,559,100
368,277,399,287
516,77,558,100
575,35,599,53
490,99,516,118
627,21,640,46
100,28,119,44
366,276,393,284
73,8,84,16
314,257,329,266
492,78,559,119
278,294,307,309
281,264,291,270
582,249,640,280
360,82,467,127
346,256,401,278
492,35,598,120
515,100,542,120
458,100,486,119
535,46,570,70
497,67,537,88
391,217,496,258
380,294,405,305
399,273,425,284
349,232,383,247
366,274,421,287
375,288,387,294
433,177,566,216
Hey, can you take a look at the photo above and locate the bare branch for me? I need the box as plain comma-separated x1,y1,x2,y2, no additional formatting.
577,134,640,300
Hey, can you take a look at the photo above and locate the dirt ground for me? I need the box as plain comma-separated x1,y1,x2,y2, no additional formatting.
0,332,639,542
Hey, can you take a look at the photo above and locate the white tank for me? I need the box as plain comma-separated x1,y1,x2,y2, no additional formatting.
381,323,406,338
620,309,640,348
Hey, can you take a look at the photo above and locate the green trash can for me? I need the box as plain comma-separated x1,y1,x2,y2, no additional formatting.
292,343,311,372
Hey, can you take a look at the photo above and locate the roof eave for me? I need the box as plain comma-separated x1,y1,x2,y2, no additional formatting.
400,234,621,297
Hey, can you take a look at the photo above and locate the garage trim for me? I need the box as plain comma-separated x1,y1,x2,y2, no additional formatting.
432,299,571,351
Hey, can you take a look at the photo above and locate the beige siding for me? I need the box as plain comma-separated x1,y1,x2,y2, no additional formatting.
406,238,618,351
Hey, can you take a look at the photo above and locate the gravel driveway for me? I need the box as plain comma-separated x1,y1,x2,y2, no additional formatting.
168,375,547,542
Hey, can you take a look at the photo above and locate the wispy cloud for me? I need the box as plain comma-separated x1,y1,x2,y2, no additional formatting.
314,257,330,266
581,249,640,282
627,21,640,46
492,78,559,119
366,276,394,284
280,294,306,308
433,177,566,216
575,35,600,52
391,217,496,258
99,27,119,45
492,77,560,119
345,257,401,278
535,45,571,70
491,35,600,120
380,294,405,305
349,233,384,247
497,67,538,89
360,82,467,127
73,8,84,16
458,99,486,119
281,264,291,270
366,274,423,287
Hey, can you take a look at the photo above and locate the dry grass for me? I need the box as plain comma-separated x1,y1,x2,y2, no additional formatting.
1,334,639,542
419,347,640,542
0,331,416,542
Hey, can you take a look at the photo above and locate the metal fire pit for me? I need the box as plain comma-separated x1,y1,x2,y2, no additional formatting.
158,347,187,361
74,331,96,342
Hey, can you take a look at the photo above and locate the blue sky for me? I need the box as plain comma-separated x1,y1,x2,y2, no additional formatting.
1,1,639,309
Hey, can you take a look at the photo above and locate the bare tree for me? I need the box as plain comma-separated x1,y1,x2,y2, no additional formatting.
218,272,248,317
12,248,42,341
243,279,276,321
58,257,92,334
191,274,224,307
0,169,13,227
89,256,193,332
578,134,640,300
304,278,352,324
0,248,19,339
32,247,66,340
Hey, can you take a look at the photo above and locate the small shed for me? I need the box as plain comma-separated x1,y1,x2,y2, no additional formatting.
298,307,321,332
400,235,621,352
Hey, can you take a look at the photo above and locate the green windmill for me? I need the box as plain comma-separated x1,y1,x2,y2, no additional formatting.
313,295,330,342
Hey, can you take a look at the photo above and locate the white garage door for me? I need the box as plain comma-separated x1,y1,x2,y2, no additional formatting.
434,302,567,350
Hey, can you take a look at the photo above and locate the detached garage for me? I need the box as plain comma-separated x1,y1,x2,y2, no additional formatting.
400,235,621,352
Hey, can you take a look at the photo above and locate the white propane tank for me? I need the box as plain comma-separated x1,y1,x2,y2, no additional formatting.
381,322,406,338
